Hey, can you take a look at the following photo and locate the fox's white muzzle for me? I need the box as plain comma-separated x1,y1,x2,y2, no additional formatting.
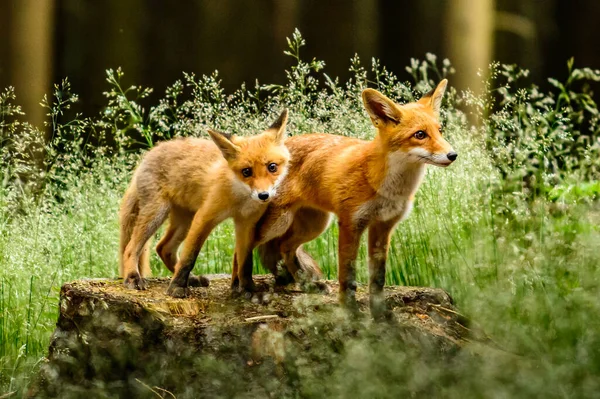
408,148,458,167
251,188,276,203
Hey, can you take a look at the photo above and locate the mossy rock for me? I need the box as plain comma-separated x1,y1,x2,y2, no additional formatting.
29,275,482,398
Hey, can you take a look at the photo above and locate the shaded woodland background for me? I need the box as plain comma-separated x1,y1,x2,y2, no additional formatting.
1,0,599,129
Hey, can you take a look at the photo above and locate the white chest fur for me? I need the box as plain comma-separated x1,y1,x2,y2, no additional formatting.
238,198,265,219
228,175,265,220
355,152,425,223
354,194,415,224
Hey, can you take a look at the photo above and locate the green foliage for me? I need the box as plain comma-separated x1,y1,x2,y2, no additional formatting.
103,67,154,148
1,29,600,397
547,180,600,202
468,59,600,196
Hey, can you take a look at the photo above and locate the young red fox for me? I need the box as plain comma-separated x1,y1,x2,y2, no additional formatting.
119,110,290,297
252,80,456,318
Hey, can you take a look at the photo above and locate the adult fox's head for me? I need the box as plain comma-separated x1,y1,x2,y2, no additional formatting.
362,80,457,167
207,110,290,203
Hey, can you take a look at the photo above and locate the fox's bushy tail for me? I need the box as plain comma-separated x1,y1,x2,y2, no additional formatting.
119,185,151,277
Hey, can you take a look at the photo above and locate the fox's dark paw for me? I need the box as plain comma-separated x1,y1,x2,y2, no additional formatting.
250,291,271,304
301,280,330,294
124,273,147,290
166,284,189,298
231,289,252,300
231,280,264,303
188,274,210,288
231,285,255,298
236,290,270,304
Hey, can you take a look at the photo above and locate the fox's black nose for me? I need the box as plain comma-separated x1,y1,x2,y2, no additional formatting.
447,152,458,161
258,192,270,201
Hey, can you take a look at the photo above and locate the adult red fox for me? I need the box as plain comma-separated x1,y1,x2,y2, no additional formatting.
119,110,290,297
252,81,456,318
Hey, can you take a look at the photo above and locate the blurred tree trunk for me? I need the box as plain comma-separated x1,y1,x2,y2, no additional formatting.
272,0,300,78
197,1,239,85
273,0,300,40
353,0,379,62
10,0,56,129
444,0,495,94
0,2,10,89
103,0,144,86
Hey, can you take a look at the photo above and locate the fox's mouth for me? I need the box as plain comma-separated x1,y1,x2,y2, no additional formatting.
424,158,453,167
410,151,456,167
412,154,453,167
407,148,456,167
250,195,271,203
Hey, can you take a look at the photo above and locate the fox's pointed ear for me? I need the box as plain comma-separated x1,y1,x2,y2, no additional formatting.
362,89,403,128
267,108,288,144
207,129,241,161
418,79,448,115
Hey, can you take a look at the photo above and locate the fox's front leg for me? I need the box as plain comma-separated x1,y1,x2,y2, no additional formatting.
167,211,219,298
368,218,399,320
337,219,367,311
231,252,240,290
232,222,257,295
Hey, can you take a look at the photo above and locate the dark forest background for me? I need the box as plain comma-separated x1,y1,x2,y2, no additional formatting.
1,0,599,129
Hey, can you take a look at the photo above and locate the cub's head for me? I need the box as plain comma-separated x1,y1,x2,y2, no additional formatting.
362,80,457,167
207,109,290,203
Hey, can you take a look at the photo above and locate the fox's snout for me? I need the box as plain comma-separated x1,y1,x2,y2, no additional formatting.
251,189,274,203
428,150,458,167
408,145,458,167
258,191,270,201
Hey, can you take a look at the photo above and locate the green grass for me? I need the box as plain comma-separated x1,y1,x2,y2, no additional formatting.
1,30,600,397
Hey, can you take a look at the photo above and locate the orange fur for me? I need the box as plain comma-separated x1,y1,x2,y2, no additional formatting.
255,81,457,317
119,110,290,296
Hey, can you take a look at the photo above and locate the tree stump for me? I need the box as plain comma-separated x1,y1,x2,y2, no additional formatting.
29,275,479,398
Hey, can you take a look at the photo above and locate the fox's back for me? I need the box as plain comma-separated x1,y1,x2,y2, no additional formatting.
138,137,222,176
132,137,226,209
282,133,373,211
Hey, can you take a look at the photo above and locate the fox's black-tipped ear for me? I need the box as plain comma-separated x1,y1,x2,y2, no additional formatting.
207,129,241,161
418,79,448,116
362,89,403,128
267,108,288,144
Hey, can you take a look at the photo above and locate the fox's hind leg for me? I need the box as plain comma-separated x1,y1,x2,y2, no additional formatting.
257,238,294,286
123,200,170,290
167,208,222,298
119,186,139,278
139,241,152,277
277,207,330,292
156,207,209,287
157,206,193,272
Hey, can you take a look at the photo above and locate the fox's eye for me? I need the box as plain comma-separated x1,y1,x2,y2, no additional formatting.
267,163,278,173
241,168,253,178
413,130,427,140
